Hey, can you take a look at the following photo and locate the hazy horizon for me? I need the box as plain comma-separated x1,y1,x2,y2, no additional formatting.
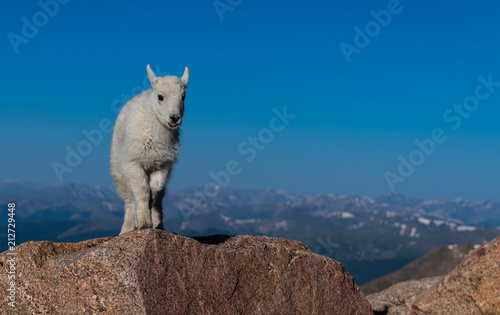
2,178,499,203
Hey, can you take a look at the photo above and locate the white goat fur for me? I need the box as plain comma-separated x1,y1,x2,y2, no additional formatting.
111,65,189,234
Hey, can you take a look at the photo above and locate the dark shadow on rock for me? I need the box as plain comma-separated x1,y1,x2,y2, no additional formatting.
190,234,232,245
373,306,389,315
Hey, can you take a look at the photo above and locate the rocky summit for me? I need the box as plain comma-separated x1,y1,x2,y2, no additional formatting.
365,234,500,315
408,235,500,315
367,277,442,315
0,230,372,314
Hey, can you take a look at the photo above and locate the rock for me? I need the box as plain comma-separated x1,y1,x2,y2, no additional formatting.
366,277,441,315
408,235,500,315
0,230,372,314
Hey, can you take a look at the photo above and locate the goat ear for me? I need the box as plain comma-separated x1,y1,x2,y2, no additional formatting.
147,64,158,87
181,67,189,86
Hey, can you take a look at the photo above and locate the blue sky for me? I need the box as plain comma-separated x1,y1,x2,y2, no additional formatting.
1,0,500,201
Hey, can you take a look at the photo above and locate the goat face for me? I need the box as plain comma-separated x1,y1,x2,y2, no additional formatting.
147,64,189,130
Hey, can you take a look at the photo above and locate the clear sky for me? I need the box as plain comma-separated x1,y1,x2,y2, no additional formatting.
1,0,499,201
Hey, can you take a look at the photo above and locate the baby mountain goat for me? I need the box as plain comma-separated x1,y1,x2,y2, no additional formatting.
111,65,189,234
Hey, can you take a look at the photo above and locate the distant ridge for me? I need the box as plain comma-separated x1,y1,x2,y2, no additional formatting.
361,243,479,295
2,180,500,226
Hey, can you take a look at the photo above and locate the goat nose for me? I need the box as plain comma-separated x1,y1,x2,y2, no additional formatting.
170,115,180,123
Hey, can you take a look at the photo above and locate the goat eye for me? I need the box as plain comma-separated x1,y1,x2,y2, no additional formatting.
182,94,186,101
158,95,164,101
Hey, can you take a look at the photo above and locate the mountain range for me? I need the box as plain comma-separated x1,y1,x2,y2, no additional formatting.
0,180,499,285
